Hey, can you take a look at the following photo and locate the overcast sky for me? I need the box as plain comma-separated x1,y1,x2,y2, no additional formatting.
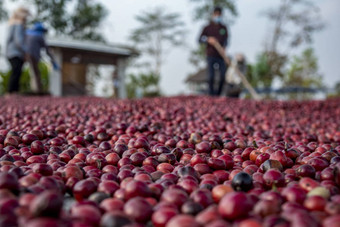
1,0,339,95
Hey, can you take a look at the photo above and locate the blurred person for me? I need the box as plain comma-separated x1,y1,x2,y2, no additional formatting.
199,6,229,96
5,7,30,94
26,22,59,94
112,69,120,98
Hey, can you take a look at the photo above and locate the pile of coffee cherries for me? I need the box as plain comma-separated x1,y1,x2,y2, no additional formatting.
0,96,339,227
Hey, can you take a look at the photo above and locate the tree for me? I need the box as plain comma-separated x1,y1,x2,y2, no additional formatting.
68,0,107,41
261,0,324,86
246,53,272,88
126,73,161,99
283,48,323,88
247,51,287,88
12,0,107,41
189,0,238,22
129,7,186,77
23,0,70,35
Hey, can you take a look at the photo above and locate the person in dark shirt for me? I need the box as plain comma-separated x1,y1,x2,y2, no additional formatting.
26,22,58,94
199,7,229,96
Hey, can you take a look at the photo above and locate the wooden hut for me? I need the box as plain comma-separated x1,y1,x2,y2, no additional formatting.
47,38,138,98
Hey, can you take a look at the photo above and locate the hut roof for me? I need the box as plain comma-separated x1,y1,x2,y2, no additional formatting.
185,68,207,83
47,37,139,58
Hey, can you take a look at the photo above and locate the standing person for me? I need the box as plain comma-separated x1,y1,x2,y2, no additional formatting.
26,22,59,94
5,7,30,94
112,69,120,98
199,7,229,96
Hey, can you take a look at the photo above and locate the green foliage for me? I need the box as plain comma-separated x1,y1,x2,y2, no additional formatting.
126,72,161,99
24,0,71,34
0,62,50,95
246,53,272,88
130,7,186,76
263,51,288,85
12,0,107,41
283,48,323,88
247,48,323,95
0,70,10,95
189,0,238,22
261,0,324,87
68,0,108,42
